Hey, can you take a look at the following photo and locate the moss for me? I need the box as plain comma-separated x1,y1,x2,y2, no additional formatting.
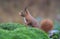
0,23,50,39
0,23,25,30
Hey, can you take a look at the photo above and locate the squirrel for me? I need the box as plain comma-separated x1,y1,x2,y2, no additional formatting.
19,8,53,33
19,8,40,28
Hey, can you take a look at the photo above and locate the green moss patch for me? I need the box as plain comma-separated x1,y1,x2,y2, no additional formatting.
0,23,50,39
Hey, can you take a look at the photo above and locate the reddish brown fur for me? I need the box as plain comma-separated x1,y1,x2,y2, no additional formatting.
40,19,53,33
19,9,39,28
19,9,53,33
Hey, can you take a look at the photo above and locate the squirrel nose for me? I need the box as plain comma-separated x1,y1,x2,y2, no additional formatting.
19,12,21,16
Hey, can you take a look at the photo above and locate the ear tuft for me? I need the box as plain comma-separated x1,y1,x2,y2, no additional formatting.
25,8,30,14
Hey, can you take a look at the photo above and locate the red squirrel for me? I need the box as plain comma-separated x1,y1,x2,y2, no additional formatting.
19,8,53,33
40,19,53,33
19,8,40,28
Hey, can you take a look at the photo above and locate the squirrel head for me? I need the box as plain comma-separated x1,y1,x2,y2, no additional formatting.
19,8,30,17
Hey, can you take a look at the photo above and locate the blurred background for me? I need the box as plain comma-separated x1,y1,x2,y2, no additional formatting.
0,0,60,24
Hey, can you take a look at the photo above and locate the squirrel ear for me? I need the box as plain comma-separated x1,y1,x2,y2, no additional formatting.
24,8,30,14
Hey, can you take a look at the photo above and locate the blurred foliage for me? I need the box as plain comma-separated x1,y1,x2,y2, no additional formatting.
53,20,60,30
52,33,59,39
0,23,50,39
50,31,59,39
50,20,60,39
